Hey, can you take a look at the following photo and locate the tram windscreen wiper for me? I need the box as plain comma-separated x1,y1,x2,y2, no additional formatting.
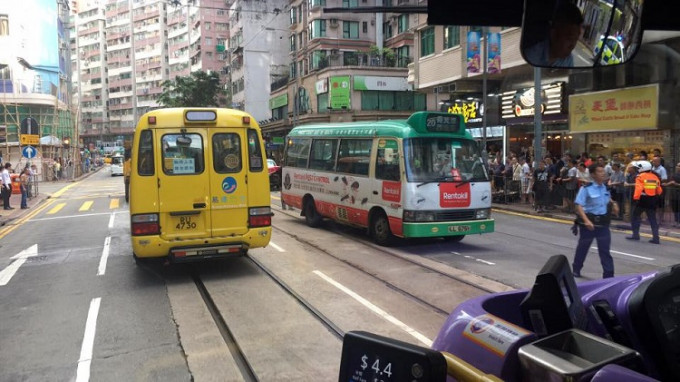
417,176,453,188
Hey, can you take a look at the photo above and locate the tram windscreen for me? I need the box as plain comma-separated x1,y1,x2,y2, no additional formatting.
520,255,588,337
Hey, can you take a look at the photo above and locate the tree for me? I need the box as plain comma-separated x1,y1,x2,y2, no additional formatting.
157,70,225,107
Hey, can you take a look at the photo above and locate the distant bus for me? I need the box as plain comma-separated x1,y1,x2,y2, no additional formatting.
129,108,272,262
281,111,494,245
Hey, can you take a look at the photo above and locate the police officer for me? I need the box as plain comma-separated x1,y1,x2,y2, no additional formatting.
573,163,619,278
627,160,663,244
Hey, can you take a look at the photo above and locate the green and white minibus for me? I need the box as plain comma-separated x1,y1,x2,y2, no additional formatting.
281,111,494,245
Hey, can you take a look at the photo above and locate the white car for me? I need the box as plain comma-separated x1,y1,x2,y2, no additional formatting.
110,155,124,176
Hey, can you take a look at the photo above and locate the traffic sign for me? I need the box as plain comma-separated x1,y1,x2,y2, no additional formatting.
20,134,39,145
22,145,37,159
20,117,39,135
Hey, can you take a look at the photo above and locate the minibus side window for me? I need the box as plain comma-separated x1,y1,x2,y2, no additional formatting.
376,139,400,181
161,133,205,175
284,138,311,168
247,129,264,171
137,130,154,176
338,139,372,176
212,133,242,173
309,139,338,171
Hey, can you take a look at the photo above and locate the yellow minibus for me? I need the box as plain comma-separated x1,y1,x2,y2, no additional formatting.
129,108,272,262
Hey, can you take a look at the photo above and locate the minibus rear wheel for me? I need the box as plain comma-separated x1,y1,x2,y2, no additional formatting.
304,198,322,227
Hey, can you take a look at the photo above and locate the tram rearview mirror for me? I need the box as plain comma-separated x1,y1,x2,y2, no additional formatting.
521,0,644,68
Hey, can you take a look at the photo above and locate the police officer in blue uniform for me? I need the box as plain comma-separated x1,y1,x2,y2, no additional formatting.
572,163,619,278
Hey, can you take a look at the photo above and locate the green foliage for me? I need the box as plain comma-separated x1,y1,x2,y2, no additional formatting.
157,71,225,107
368,45,396,67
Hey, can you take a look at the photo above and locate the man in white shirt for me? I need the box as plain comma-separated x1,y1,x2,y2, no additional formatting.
520,157,532,204
2,162,13,210
652,156,667,181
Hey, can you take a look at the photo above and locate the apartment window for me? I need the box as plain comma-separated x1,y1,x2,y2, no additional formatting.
290,61,297,79
383,22,393,39
290,8,297,24
398,14,408,33
362,21,368,34
311,50,327,70
396,46,410,67
290,35,296,51
309,19,326,39
205,22,211,31
444,26,460,49
0,15,9,36
342,0,358,7
420,27,435,57
309,0,326,7
343,21,359,39
205,37,212,46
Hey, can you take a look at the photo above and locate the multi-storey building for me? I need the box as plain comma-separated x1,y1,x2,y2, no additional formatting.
260,0,421,161
1,0,76,174
226,0,289,121
72,0,232,150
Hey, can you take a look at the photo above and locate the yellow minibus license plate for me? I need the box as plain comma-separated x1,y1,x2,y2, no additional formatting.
173,216,200,231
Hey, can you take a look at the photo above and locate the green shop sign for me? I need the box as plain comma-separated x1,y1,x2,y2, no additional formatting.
329,76,351,109
269,94,288,110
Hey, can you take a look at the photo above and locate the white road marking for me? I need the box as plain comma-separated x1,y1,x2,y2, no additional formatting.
108,213,115,229
0,244,38,286
452,252,495,265
97,237,111,276
313,270,433,347
591,247,655,261
76,297,101,382
269,241,286,252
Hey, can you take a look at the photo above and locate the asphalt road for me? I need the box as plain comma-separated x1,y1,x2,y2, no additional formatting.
1,172,677,381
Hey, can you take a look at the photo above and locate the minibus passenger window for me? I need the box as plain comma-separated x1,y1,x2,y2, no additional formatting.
212,133,242,173
161,133,204,175
137,130,154,176
376,140,400,181
247,129,264,171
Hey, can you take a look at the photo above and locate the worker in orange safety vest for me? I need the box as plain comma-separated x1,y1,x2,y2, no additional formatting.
627,160,663,244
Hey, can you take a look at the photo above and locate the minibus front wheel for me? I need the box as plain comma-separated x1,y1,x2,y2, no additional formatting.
370,210,393,246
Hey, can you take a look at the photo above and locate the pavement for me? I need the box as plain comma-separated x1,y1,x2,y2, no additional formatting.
3,169,679,241
0,166,104,227
492,200,680,240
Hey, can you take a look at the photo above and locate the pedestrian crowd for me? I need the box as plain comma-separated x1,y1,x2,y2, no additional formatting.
489,149,680,228
0,161,40,213
489,148,680,280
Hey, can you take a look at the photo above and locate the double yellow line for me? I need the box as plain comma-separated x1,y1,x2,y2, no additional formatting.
0,183,78,240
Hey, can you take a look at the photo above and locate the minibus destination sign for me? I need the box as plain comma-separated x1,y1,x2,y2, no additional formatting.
425,114,462,133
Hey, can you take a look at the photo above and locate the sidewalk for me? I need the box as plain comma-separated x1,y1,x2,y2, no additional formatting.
492,201,680,240
0,167,104,227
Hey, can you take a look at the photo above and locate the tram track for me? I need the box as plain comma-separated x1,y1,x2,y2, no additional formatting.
271,208,501,316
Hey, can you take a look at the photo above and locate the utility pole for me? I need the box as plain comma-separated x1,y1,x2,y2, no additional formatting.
533,67,542,166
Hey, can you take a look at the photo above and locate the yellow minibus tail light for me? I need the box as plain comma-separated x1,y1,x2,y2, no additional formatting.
242,116,250,125
248,206,272,227
148,116,157,125
131,213,160,235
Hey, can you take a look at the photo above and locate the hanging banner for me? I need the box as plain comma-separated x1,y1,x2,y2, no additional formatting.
569,84,658,133
487,33,501,74
467,31,481,74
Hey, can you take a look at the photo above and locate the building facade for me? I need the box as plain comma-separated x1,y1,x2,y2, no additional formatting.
71,0,233,151
1,0,76,175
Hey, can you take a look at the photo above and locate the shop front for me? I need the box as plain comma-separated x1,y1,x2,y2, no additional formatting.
569,84,669,161
440,97,505,158
502,82,569,160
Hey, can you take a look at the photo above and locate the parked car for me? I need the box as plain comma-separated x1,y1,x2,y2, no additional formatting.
267,158,282,191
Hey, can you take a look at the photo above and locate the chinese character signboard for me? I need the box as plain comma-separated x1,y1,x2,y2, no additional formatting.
569,84,658,133
467,31,481,74
487,33,501,74
330,76,351,109
447,101,483,124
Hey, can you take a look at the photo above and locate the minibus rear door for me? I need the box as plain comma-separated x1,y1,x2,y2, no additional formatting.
157,130,212,241
208,130,250,237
